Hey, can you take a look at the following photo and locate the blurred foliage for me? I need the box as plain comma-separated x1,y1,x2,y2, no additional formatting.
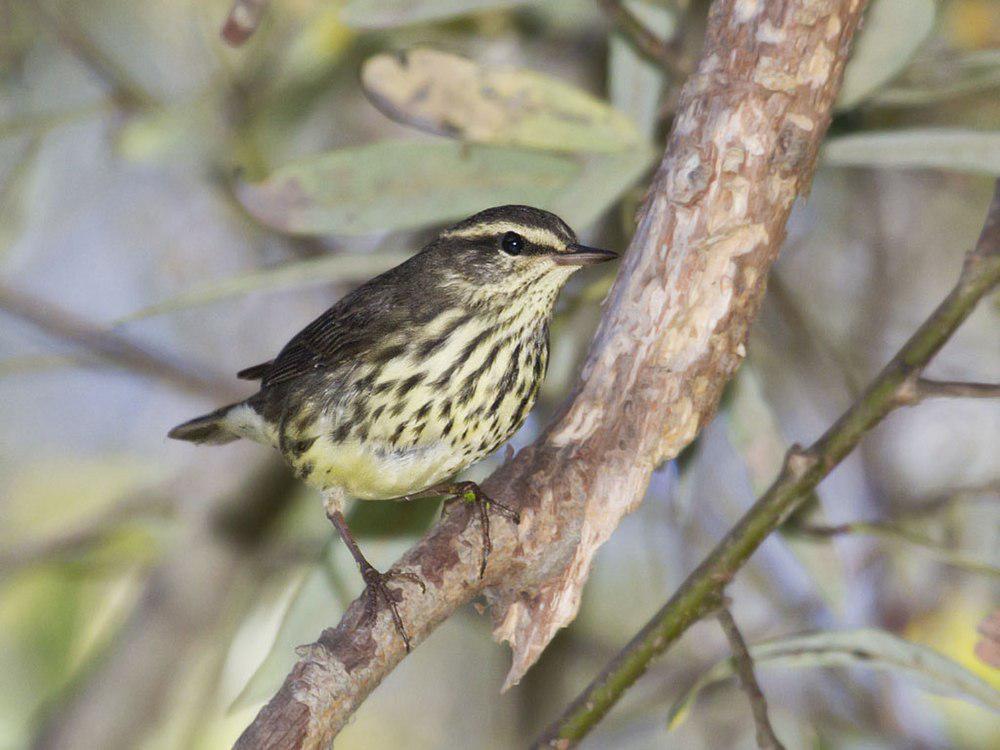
667,628,1000,730
0,0,998,748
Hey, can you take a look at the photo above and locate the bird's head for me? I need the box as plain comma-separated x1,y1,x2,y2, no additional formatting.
427,205,617,309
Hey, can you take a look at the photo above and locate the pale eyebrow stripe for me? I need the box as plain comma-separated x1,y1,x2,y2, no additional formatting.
441,221,568,250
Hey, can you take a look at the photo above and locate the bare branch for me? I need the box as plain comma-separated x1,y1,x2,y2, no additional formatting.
909,378,1000,403
236,1,871,747
716,606,786,750
0,284,240,401
535,180,1000,746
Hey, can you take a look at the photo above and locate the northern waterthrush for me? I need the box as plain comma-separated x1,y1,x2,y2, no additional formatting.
169,205,617,649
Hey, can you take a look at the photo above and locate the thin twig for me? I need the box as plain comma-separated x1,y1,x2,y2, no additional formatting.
597,0,693,76
788,520,1000,578
910,378,1000,402
535,180,1000,747
716,606,786,750
29,2,154,110
0,284,239,401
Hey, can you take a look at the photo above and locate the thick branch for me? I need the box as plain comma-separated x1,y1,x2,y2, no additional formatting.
716,606,786,750
536,181,1000,746
237,2,869,747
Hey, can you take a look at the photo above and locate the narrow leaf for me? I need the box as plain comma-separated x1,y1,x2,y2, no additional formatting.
824,129,1000,175
341,0,532,29
547,147,656,228
237,141,580,236
116,252,410,323
361,48,641,153
668,628,1000,729
836,0,936,110
875,49,1000,107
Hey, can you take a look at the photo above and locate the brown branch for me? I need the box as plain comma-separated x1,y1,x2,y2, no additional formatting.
535,181,1000,746
0,284,240,401
236,1,869,747
716,606,786,750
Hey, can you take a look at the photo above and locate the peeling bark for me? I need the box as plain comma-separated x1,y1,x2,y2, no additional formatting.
235,1,870,747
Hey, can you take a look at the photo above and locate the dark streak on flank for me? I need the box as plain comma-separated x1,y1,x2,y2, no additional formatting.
396,372,424,397
418,313,473,359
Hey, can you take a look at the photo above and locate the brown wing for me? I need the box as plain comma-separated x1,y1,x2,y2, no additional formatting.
257,303,374,388
248,255,438,390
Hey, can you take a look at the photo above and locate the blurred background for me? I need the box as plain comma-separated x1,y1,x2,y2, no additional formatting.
0,0,998,748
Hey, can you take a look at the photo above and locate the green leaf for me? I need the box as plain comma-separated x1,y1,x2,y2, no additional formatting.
115,252,411,323
824,129,1000,175
341,0,532,29
668,628,1000,730
547,147,656,228
361,48,642,153
125,149,650,323
0,456,165,554
874,49,1000,107
607,1,677,140
237,141,581,236
836,0,936,110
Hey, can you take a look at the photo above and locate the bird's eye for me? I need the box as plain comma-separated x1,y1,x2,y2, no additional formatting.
501,231,524,256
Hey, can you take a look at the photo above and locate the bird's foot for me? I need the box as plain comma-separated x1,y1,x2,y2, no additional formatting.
359,563,426,653
436,481,520,579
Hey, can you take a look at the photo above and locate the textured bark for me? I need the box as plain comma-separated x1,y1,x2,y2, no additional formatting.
236,1,869,747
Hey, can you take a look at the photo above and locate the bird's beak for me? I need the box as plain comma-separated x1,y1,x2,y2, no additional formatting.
553,243,619,266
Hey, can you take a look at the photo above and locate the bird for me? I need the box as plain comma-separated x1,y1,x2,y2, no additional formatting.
168,205,617,649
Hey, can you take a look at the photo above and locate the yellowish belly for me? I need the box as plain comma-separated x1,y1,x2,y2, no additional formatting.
294,436,463,500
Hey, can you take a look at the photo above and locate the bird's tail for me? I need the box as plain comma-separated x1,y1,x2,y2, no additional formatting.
168,402,243,445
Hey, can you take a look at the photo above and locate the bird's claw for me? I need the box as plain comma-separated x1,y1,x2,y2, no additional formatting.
442,481,520,579
359,565,425,652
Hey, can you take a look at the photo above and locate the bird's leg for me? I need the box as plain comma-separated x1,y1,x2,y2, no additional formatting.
403,481,520,578
324,507,425,652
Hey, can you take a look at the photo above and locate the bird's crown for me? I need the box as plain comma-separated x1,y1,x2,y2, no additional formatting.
440,205,577,254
